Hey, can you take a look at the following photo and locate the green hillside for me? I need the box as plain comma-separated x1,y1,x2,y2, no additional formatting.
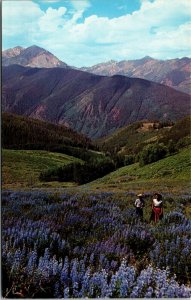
2,149,82,189
98,116,191,155
97,121,171,154
88,146,191,194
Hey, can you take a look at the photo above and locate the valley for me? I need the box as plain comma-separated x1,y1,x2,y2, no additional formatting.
2,113,190,195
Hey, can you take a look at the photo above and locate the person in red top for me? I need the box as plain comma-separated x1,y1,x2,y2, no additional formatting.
150,193,163,223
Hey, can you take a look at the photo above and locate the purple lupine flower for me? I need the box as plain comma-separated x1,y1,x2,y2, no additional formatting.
72,281,79,298
12,249,22,271
26,250,37,275
71,258,79,284
145,286,154,298
64,287,70,298
80,267,91,297
54,282,61,298
60,256,69,283
52,256,59,276
119,276,129,297
37,248,51,279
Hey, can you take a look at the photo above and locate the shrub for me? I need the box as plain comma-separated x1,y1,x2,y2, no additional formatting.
139,143,168,166
177,136,191,149
167,140,178,155
124,155,135,166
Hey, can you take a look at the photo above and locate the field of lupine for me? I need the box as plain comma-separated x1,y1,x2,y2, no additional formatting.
2,190,191,298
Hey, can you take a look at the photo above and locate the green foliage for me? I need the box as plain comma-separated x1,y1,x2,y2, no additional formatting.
124,155,135,166
159,115,191,146
177,136,191,148
167,140,178,155
40,156,115,184
139,143,168,166
111,154,126,168
39,162,83,182
48,145,104,161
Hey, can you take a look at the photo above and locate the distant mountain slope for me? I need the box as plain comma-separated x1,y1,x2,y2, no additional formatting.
98,116,191,155
2,65,190,139
81,57,191,94
2,45,68,68
2,112,92,149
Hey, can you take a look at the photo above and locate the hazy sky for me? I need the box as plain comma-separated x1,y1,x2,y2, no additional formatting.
2,0,191,67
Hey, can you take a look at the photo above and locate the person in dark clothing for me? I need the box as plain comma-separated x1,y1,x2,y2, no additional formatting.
134,193,145,220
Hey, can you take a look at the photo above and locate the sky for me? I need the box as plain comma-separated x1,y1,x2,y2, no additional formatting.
2,0,191,67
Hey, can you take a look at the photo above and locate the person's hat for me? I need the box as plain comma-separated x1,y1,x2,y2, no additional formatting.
137,193,143,197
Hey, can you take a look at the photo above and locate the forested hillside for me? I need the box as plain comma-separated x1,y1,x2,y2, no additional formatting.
2,112,92,150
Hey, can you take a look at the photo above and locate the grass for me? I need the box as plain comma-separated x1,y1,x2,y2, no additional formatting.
2,146,191,196
87,146,191,195
2,149,82,189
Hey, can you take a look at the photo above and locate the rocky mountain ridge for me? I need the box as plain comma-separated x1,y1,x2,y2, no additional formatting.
81,57,191,94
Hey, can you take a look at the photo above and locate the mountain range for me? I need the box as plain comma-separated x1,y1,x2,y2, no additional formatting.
2,45,191,94
81,56,191,94
2,64,190,139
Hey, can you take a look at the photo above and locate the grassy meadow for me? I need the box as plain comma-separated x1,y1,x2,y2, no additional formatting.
2,149,81,189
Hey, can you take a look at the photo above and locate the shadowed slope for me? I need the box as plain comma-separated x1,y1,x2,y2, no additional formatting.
2,65,190,139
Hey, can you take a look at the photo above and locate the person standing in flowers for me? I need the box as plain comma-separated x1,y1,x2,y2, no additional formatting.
150,193,163,223
134,193,145,220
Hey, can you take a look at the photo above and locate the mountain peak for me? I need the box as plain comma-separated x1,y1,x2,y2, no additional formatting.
142,55,154,60
13,46,25,51
26,45,49,53
2,45,69,69
2,46,25,58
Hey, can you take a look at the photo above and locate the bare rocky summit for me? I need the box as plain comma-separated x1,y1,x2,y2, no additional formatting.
2,45,69,69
